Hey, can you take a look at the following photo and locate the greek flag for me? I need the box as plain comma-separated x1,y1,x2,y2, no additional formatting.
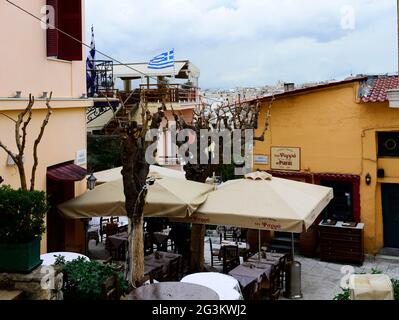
148,49,175,69
86,25,96,97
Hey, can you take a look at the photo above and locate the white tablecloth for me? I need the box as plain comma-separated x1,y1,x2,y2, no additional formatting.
181,272,243,300
40,252,90,266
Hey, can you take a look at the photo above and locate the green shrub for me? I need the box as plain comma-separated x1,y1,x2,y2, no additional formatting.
87,134,122,172
57,257,128,300
333,288,350,300
0,185,47,244
392,279,399,300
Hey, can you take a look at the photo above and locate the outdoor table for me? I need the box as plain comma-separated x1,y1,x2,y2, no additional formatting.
228,262,272,289
128,282,220,300
107,231,128,249
220,240,250,259
40,252,89,266
181,272,243,300
144,251,181,273
152,229,170,251
248,252,285,265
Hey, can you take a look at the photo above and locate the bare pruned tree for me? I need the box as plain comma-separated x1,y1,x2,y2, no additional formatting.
0,93,53,191
119,88,274,282
171,95,274,271
119,93,165,286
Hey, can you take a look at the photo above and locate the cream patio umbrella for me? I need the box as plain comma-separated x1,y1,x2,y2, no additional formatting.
173,171,333,233
172,171,333,299
92,165,186,184
58,173,213,219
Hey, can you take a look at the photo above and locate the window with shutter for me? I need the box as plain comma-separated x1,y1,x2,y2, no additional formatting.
46,0,59,57
46,0,82,61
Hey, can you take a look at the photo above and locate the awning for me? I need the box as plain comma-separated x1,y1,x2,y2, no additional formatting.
47,163,87,182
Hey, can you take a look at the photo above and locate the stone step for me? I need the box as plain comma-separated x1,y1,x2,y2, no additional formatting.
0,290,24,300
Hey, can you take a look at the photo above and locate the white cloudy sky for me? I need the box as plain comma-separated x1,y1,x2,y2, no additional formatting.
85,0,397,89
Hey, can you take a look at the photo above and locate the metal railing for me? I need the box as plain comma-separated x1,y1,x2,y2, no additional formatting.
139,84,198,103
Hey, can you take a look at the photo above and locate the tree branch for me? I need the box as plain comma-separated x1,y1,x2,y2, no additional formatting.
0,112,17,123
21,95,34,155
30,92,52,191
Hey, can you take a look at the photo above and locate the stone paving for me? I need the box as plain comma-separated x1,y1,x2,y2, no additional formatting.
204,235,399,300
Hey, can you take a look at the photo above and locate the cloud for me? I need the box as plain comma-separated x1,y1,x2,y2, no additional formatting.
85,0,397,88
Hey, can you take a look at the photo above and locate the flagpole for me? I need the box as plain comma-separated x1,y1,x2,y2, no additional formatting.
173,48,176,83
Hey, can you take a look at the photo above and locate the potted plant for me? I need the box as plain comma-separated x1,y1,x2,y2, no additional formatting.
0,185,47,273
55,257,128,300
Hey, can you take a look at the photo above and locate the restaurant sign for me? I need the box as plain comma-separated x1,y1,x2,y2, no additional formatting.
271,147,300,171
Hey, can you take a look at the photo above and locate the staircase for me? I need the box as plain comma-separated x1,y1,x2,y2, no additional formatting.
269,232,300,254
103,90,140,135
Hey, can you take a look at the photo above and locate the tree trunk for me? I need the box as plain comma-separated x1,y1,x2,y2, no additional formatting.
129,216,144,286
184,163,215,272
17,161,27,191
190,224,206,272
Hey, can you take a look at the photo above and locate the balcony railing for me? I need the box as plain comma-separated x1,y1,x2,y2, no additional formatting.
87,60,116,98
139,84,198,103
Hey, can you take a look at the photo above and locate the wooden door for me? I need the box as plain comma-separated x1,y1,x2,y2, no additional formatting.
381,184,399,248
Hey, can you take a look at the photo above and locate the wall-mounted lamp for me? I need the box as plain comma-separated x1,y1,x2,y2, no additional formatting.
87,173,97,190
365,173,372,185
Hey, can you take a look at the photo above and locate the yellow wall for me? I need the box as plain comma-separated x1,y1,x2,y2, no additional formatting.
0,107,87,253
254,82,399,254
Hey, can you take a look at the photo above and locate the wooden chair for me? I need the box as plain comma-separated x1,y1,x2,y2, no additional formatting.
278,254,288,290
259,265,281,300
223,227,237,241
241,281,259,300
144,232,154,255
111,216,119,224
237,228,248,242
87,227,100,245
209,238,221,267
164,256,181,281
150,265,164,282
101,274,122,300
100,217,110,242
222,245,240,274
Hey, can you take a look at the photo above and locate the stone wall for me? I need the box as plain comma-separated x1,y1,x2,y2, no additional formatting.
0,265,63,300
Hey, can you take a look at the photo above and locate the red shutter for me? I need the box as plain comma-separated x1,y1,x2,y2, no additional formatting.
46,0,59,57
58,0,83,61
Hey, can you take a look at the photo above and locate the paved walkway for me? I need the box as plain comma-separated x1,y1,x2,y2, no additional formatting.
204,235,399,300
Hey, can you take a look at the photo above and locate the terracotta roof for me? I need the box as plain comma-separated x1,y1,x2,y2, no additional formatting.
359,76,399,103
256,76,367,102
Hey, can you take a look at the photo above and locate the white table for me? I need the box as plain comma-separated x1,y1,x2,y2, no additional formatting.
40,252,90,266
181,272,243,300
221,240,249,250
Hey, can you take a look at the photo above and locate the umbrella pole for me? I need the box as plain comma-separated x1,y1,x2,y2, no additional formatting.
258,229,261,262
291,233,295,260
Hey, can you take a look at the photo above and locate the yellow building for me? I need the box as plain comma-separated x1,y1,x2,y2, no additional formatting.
0,0,92,253
253,76,399,255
